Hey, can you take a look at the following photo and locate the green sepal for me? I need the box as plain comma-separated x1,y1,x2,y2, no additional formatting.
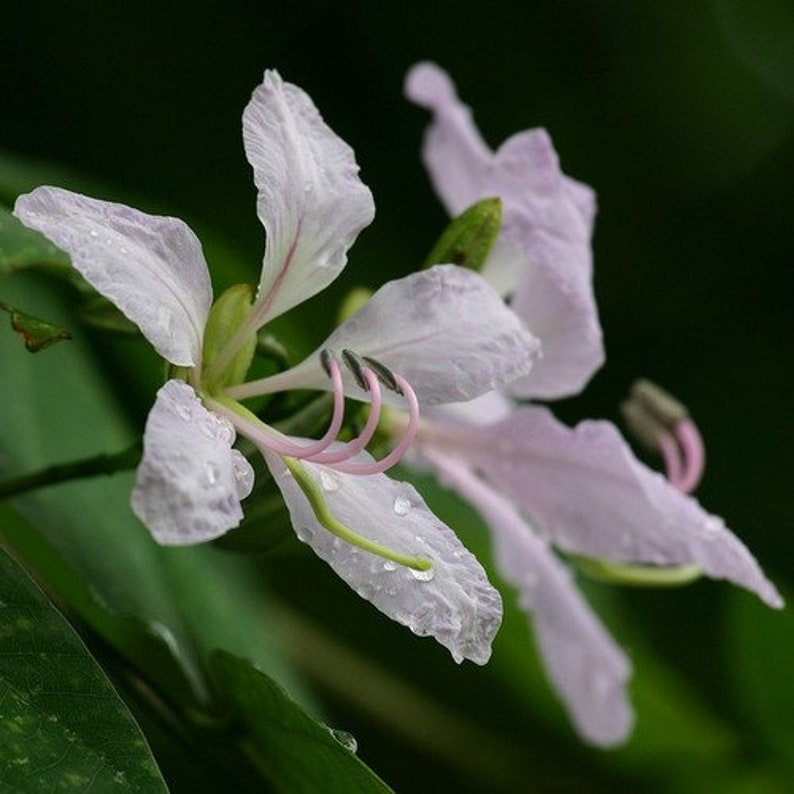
202,283,257,390
572,554,703,588
423,197,502,272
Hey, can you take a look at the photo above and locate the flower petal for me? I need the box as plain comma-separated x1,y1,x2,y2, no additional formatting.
404,61,492,216
438,405,782,608
132,380,254,545
425,448,633,746
14,187,211,367
263,448,502,664
405,63,604,398
243,70,375,325
250,265,539,405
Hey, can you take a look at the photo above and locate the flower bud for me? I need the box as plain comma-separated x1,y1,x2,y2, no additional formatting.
423,197,502,272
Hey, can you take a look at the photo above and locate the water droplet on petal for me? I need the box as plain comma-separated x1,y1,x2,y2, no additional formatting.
356,583,376,600
296,526,314,543
233,459,254,493
411,567,435,582
393,496,411,516
319,469,340,492
383,561,398,572
205,462,220,485
89,229,99,238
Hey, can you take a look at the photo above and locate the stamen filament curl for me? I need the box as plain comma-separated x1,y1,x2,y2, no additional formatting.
331,373,419,475
282,456,432,572
308,366,383,464
208,358,345,459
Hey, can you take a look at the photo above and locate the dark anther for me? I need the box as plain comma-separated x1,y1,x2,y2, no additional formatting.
362,356,402,394
341,349,369,391
320,348,335,378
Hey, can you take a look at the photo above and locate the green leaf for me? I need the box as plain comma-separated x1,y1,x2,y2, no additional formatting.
0,546,167,792
0,300,72,352
0,206,70,277
212,651,393,794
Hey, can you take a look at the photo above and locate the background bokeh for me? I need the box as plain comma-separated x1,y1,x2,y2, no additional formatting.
2,1,792,791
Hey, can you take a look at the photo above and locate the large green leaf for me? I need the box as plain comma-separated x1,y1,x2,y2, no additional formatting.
212,651,392,794
0,546,167,792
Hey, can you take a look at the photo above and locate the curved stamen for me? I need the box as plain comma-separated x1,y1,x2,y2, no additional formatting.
674,418,705,494
621,379,706,494
657,431,685,491
308,366,383,464
208,351,347,459
332,373,420,476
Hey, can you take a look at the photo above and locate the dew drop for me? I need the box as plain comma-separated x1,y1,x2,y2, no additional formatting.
356,583,376,600
383,561,398,572
411,567,435,582
204,462,220,485
319,470,340,492
296,526,314,543
234,461,254,493
393,496,411,515
329,728,358,753
89,229,99,238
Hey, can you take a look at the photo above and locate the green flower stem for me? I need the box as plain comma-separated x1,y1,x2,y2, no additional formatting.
282,455,432,572
0,440,142,499
572,555,702,587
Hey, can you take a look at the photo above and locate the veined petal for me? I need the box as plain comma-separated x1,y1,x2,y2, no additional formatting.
404,61,492,216
263,448,502,664
14,187,211,367
245,265,539,405
243,70,375,325
132,380,255,545
437,405,782,608
424,448,633,747
406,63,604,398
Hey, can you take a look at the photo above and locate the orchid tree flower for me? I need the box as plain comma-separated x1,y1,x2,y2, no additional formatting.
404,62,783,744
13,70,540,666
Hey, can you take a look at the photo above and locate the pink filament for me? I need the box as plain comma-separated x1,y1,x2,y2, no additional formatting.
658,431,686,491
330,373,419,476
674,418,705,494
657,418,705,494
220,357,347,459
308,367,383,464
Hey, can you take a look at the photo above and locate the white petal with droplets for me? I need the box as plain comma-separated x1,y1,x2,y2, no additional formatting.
132,380,254,545
263,447,502,664
243,70,374,325
256,265,538,405
14,186,211,367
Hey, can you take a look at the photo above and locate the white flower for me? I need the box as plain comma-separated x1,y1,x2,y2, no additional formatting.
14,69,543,665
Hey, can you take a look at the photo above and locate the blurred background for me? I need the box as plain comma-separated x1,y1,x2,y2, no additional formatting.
1,1,792,791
